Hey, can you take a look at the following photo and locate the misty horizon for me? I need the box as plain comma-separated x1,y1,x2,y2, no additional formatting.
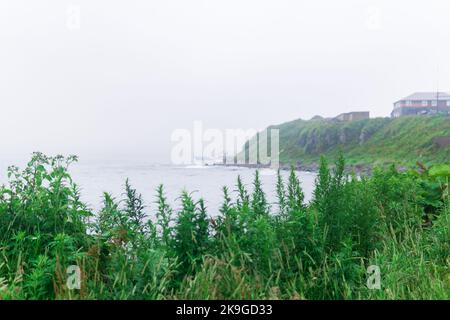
1,0,450,162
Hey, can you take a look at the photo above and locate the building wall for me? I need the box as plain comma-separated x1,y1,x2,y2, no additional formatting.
391,105,450,118
335,112,370,121
348,112,370,121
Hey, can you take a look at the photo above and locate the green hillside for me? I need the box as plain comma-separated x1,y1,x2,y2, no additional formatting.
244,115,450,168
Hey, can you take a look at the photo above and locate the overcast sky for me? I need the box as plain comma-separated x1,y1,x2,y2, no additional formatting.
1,0,450,162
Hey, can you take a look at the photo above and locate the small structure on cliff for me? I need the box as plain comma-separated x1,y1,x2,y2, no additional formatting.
334,111,370,122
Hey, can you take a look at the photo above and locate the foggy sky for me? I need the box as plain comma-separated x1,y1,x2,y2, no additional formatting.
1,0,450,163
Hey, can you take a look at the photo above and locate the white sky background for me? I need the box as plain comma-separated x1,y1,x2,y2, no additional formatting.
1,0,450,163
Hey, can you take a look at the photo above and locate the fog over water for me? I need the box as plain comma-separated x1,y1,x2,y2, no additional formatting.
0,1,449,203
0,155,316,214
67,163,316,214
1,1,450,163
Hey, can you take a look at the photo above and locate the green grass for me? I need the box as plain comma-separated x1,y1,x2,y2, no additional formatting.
243,115,450,168
0,152,448,300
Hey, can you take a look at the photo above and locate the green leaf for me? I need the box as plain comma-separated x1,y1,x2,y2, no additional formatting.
429,164,450,178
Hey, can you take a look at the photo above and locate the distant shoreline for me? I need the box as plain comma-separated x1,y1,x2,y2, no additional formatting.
212,162,374,175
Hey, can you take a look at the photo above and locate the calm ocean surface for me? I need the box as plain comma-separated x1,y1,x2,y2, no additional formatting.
0,157,316,215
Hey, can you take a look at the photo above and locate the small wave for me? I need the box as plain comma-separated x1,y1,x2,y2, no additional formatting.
259,168,277,176
183,164,213,169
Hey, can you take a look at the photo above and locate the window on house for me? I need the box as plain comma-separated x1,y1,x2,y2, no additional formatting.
432,100,437,106
422,100,428,106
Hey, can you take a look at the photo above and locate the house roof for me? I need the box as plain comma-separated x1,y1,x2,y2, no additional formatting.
396,92,450,103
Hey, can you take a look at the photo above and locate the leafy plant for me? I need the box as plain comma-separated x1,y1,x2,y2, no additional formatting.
0,153,448,300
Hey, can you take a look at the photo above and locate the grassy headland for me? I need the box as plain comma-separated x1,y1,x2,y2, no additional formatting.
242,115,450,170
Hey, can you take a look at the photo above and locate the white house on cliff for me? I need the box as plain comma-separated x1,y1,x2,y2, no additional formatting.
391,92,450,118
